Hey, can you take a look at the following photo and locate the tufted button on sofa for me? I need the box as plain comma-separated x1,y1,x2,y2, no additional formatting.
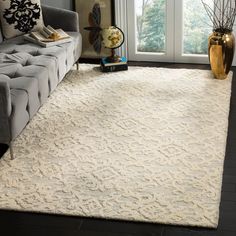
0,5,82,159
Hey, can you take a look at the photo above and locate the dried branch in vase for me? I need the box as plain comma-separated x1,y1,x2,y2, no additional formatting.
201,0,236,33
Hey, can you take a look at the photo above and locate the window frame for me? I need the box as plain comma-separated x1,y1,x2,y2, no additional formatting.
127,0,175,62
115,0,218,64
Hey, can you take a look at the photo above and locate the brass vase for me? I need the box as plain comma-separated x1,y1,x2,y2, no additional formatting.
208,30,235,80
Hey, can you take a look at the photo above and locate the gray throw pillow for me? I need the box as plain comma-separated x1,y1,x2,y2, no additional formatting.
0,0,44,39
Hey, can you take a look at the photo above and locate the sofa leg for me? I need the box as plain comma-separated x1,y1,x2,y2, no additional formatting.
9,142,14,160
76,62,79,70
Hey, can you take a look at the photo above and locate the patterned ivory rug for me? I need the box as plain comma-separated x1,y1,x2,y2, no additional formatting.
0,64,232,228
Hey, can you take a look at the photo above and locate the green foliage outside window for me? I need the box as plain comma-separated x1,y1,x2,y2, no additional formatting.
137,0,166,53
136,0,212,54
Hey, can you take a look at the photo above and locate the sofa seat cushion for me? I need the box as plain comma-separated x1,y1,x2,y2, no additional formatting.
0,31,81,99
10,89,29,140
27,55,58,92
15,65,49,104
0,73,40,119
0,0,44,39
0,62,22,77
0,32,81,62
0,52,32,65
0,34,81,86
0,35,41,55
0,31,82,141
9,77,40,119
38,46,67,81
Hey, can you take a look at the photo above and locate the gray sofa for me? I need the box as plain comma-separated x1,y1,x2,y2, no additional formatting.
0,5,82,159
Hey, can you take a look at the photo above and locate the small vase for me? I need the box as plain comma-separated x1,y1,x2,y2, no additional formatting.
208,30,235,80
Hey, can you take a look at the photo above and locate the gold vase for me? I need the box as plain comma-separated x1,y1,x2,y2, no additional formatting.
208,30,235,80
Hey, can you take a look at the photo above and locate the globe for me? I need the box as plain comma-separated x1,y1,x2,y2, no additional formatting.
102,26,124,49
101,26,124,62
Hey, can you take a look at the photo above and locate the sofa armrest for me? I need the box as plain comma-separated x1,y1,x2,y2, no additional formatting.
42,5,79,32
0,80,11,144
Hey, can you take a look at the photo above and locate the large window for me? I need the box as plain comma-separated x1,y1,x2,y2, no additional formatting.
127,0,213,63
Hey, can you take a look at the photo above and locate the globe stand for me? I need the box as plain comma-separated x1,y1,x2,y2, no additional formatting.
106,49,122,63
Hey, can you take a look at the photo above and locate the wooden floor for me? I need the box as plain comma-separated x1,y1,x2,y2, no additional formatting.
0,62,236,236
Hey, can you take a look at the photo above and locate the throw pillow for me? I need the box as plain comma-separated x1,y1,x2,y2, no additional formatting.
0,0,44,39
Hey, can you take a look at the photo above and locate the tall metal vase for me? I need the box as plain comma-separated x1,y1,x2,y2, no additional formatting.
208,30,235,80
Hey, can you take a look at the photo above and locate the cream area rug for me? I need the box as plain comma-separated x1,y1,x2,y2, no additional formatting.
0,64,232,228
